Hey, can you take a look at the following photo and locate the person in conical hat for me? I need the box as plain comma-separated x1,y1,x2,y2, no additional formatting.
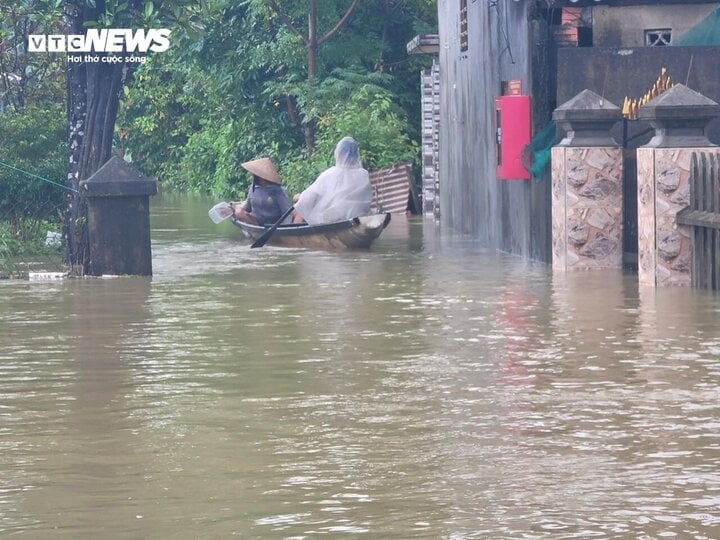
241,157,281,184
230,157,292,226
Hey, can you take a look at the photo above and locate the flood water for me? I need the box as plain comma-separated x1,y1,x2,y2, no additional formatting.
2,194,720,538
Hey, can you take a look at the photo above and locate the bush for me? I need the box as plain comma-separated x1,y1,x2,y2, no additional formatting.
0,218,63,278
0,219,61,256
279,84,420,197
0,103,67,223
315,83,419,169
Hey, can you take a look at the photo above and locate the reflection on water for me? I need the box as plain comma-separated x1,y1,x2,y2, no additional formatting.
1,194,720,538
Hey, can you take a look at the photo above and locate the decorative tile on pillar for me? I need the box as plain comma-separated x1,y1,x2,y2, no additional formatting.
552,147,567,271
654,148,720,286
565,206,623,269
551,147,566,206
656,150,688,285
565,147,623,209
555,147,623,270
637,148,656,286
638,147,720,287
654,149,692,286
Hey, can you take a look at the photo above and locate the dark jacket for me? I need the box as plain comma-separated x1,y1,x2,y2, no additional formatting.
246,183,292,225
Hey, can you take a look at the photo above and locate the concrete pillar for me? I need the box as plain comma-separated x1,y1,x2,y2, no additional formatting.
407,34,440,220
551,89,623,271
421,60,440,220
80,156,158,276
636,84,720,287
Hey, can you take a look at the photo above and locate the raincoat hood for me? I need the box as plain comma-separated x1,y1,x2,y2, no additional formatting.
294,137,373,225
334,136,362,169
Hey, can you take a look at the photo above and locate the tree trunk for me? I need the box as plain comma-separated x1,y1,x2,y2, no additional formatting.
63,1,136,274
65,4,87,272
304,0,317,153
79,62,126,180
267,0,359,155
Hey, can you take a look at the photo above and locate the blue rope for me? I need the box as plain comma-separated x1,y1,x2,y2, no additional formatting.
0,160,78,193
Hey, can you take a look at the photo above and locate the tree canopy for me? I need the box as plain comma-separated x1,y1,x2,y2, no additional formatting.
1,0,437,225
119,0,437,198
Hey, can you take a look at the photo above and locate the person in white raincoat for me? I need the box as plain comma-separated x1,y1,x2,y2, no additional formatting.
293,137,373,225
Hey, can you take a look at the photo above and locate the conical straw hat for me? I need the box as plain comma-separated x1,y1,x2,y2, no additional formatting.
241,157,281,184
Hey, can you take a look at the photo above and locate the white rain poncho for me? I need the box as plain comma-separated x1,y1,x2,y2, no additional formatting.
295,137,373,225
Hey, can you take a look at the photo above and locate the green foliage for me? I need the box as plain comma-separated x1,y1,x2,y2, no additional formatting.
119,1,302,197
0,103,66,223
316,77,419,166
0,218,63,278
117,55,196,181
79,0,206,38
0,0,65,110
280,81,419,197
0,219,62,257
176,119,250,197
1,2,68,274
118,0,436,198
0,225,22,259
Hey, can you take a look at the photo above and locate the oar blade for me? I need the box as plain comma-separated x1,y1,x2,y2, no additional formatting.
250,206,295,248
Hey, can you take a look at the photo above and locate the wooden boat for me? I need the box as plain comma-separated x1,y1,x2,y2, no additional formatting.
232,213,392,249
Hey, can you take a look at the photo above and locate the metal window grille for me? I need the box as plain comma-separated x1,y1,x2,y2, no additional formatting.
460,0,468,52
645,29,672,46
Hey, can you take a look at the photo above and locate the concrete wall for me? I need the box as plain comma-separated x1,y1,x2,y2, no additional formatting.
592,4,719,47
437,0,552,261
557,46,720,144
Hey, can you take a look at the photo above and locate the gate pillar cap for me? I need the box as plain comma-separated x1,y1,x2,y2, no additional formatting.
554,89,622,122
638,84,720,120
80,156,158,197
553,89,621,146
639,85,720,148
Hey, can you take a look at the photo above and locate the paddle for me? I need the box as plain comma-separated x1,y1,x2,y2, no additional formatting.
250,205,295,248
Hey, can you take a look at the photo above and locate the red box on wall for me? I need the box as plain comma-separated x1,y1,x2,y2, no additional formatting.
495,95,531,180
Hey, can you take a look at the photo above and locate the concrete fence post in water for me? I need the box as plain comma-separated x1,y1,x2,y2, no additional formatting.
636,84,720,287
80,156,158,276
551,89,624,271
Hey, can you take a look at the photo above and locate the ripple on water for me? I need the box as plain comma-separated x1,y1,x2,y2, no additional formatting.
2,201,720,537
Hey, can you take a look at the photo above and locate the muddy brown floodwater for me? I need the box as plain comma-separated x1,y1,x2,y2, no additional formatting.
1,194,719,538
